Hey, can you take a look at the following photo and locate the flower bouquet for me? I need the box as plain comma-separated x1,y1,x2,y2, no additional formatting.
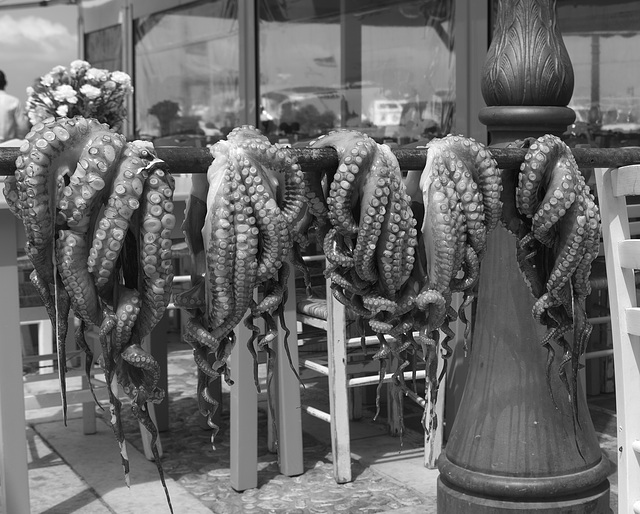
25,60,133,130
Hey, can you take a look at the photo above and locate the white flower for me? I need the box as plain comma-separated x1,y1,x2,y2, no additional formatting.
80,84,101,100
51,65,66,75
26,60,132,127
110,71,131,87
86,67,109,82
52,84,78,104
70,60,90,72
40,74,54,87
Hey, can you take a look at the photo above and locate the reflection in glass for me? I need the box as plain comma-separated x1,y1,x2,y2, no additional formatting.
84,25,123,72
558,0,640,148
258,0,455,144
134,0,239,145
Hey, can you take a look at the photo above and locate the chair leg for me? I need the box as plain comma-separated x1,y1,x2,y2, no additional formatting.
326,278,352,483
273,267,303,476
230,321,258,491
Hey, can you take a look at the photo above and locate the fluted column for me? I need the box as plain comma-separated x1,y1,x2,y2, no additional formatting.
437,1,611,511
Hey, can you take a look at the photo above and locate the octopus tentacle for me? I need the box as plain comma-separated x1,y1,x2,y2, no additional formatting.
16,117,113,288
56,229,102,325
203,148,237,330
362,293,397,316
323,227,354,267
446,150,487,259
174,278,206,313
450,245,480,293
275,149,306,228
57,131,126,230
353,144,390,282
375,147,417,295
514,134,600,413
130,402,173,513
326,268,368,296
439,134,502,231
135,167,175,337
420,170,460,294
369,319,393,333
243,160,286,282
570,195,601,299
2,175,21,218
118,342,163,405
303,169,329,222
88,144,159,298
190,342,220,379
112,288,140,353
310,129,377,236
252,282,285,316
196,369,221,449
185,318,221,352
204,162,260,339
517,135,563,217
74,318,102,408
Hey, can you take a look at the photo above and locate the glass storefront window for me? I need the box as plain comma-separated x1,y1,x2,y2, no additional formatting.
258,0,455,144
84,25,123,71
133,0,239,145
558,0,640,148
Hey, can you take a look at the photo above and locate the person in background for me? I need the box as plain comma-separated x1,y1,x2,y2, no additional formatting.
0,70,29,142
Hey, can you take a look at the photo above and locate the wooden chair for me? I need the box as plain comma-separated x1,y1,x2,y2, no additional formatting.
292,254,450,483
582,181,640,396
594,164,640,512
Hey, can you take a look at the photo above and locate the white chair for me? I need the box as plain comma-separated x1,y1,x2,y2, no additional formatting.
292,254,452,482
581,189,640,396
594,164,640,512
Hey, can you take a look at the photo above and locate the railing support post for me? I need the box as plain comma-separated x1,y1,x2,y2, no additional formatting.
437,1,611,511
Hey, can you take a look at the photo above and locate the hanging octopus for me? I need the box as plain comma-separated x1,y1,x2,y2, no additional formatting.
3,116,174,513
307,131,418,379
416,134,502,347
299,130,502,438
175,125,306,440
409,134,501,439
510,134,600,411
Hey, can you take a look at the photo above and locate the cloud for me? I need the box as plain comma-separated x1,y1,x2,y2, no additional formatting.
0,14,77,58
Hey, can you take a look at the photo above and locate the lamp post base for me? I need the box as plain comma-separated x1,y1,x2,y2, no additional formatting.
438,476,611,513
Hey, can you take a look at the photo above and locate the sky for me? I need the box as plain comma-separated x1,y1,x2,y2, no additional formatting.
0,3,78,102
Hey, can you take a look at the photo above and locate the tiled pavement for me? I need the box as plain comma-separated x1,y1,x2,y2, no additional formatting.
23,339,440,514
20,338,617,514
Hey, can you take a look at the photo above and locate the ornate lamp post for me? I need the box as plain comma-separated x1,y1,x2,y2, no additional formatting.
437,0,611,511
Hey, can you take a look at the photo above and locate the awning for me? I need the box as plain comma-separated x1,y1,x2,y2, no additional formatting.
0,0,76,11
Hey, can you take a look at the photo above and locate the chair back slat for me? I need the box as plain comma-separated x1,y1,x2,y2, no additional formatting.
629,221,640,236
619,240,640,269
627,203,640,220
626,308,640,337
613,165,640,197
